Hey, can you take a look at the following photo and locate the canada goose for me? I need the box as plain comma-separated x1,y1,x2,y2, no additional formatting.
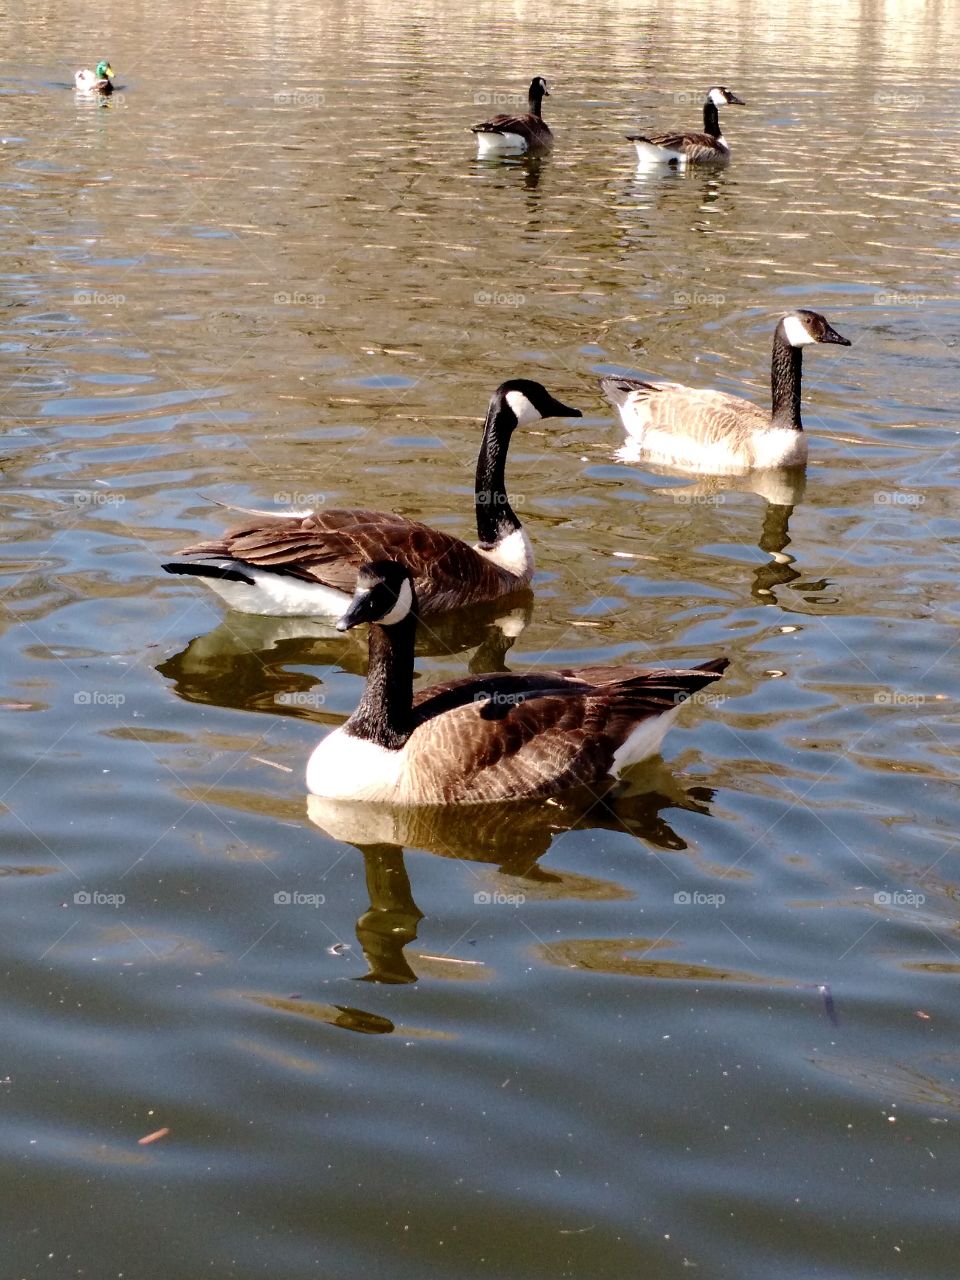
472,76,552,157
599,309,851,474
305,560,728,804
627,86,745,167
74,61,114,94
162,379,581,618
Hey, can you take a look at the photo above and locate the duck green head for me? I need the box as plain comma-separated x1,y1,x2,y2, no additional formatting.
96,60,114,79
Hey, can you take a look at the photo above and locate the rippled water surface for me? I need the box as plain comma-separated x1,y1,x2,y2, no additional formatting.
2,1,960,1276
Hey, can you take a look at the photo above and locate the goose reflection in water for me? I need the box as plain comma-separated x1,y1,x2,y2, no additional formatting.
473,148,549,200
306,762,717,985
157,594,532,717
520,153,546,192
624,166,731,238
618,450,808,604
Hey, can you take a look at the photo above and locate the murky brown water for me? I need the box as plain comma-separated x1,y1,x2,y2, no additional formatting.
2,0,960,1276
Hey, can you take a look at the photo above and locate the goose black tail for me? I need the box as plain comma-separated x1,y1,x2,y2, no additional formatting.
693,657,730,678
598,374,658,409
162,561,255,586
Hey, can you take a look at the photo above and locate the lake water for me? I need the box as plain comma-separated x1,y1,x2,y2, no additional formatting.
2,0,960,1276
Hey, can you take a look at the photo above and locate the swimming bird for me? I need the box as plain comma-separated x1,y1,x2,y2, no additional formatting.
599,310,851,474
305,559,728,804
74,61,115,95
162,379,581,618
472,76,553,157
627,86,745,167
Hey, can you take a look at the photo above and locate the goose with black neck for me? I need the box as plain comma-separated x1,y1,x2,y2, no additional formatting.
162,379,580,618
305,560,728,805
472,76,553,157
600,309,851,474
628,86,746,167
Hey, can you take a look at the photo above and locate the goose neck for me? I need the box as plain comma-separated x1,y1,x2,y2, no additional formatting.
702,101,721,138
528,88,544,119
344,616,416,750
474,400,521,547
770,327,804,429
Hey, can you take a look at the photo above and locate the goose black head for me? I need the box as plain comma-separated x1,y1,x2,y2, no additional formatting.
707,86,746,106
336,561,416,632
492,378,582,429
528,76,549,99
780,309,851,348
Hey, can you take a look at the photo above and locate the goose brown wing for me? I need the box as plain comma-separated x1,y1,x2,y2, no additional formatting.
642,130,689,150
632,130,724,161
675,133,727,162
172,509,512,612
404,661,727,803
641,386,769,445
472,112,548,143
604,378,769,449
411,660,727,719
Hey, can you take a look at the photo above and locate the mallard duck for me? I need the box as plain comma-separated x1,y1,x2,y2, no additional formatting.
305,559,728,805
599,310,851,474
74,61,115,95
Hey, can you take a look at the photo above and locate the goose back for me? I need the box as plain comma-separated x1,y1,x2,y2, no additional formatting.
599,376,782,472
166,508,530,616
310,660,728,805
629,130,726,165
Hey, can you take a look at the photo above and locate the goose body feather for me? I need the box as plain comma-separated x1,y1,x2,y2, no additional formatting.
599,378,806,472
163,508,530,617
600,309,850,475
629,131,728,167
307,661,725,805
473,118,551,155
627,86,745,167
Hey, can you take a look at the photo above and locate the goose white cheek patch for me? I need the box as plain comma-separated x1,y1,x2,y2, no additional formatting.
505,390,543,426
782,314,817,347
708,88,727,106
379,578,414,625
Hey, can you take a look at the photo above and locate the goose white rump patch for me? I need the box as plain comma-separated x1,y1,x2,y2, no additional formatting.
306,729,405,801
181,561,351,617
476,131,526,157
610,704,681,775
634,140,687,167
